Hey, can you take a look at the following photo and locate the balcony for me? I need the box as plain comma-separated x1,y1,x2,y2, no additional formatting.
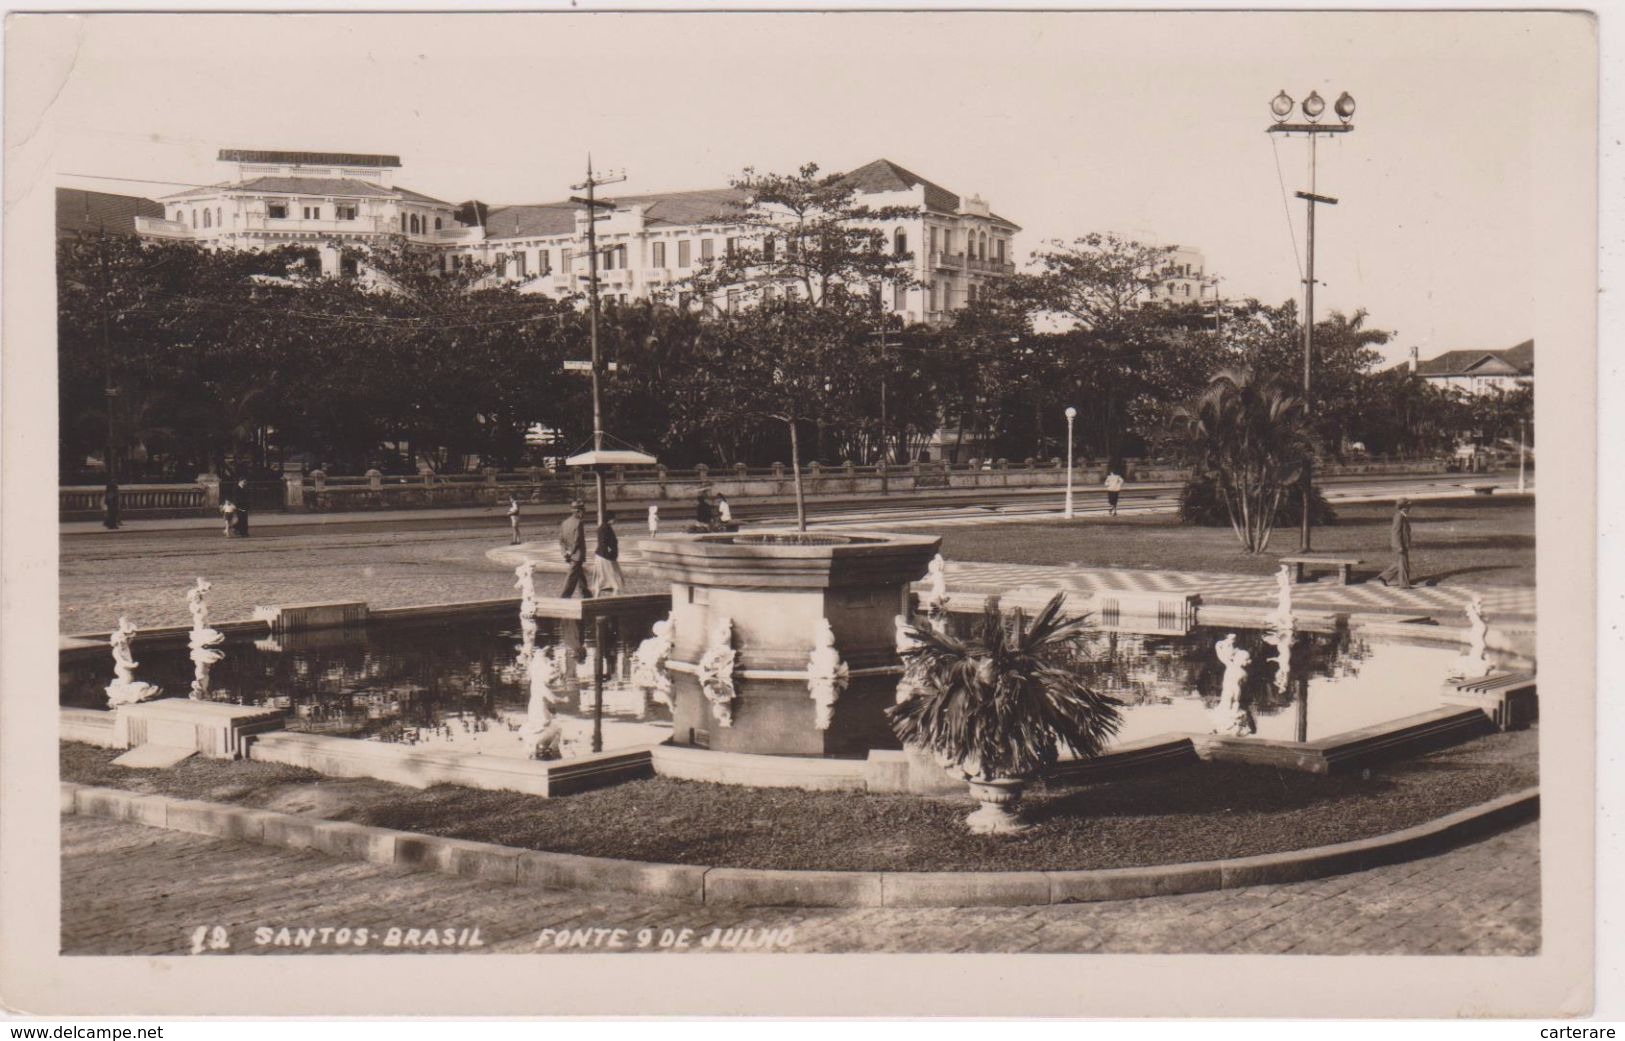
242,214,387,234
930,250,964,270
134,216,192,239
965,256,1016,275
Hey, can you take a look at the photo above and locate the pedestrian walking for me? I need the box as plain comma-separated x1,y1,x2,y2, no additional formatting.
102,479,121,530
232,479,252,537
507,496,522,545
592,512,624,595
1378,499,1414,589
695,487,713,530
558,501,591,598
647,504,660,538
716,493,733,527
1104,470,1126,517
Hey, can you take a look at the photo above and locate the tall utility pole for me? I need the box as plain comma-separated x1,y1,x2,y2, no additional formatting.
569,158,626,530
569,158,625,756
1267,88,1356,553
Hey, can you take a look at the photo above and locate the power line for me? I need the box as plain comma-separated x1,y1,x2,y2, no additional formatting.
1268,135,1305,282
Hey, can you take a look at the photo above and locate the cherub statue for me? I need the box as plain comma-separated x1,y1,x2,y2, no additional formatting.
696,617,739,727
1450,594,1495,680
806,618,850,730
514,562,539,614
186,577,225,649
106,616,162,707
923,553,950,619
1272,564,1295,628
631,615,675,706
522,645,566,759
1210,636,1255,736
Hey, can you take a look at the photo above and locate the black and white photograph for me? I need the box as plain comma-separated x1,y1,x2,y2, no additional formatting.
0,6,1603,1020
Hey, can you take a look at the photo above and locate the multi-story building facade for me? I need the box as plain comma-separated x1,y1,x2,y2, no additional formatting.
1144,245,1216,306
134,152,1019,324
1411,340,1534,396
446,159,1019,324
136,150,476,274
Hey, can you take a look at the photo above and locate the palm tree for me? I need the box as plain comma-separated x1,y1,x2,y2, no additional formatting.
1178,367,1315,553
887,594,1123,834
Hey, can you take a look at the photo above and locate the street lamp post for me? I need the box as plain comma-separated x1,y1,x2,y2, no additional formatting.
1268,88,1356,553
1518,418,1527,493
1064,406,1078,519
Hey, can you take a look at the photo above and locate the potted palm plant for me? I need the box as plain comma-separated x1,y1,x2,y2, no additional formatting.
887,594,1124,834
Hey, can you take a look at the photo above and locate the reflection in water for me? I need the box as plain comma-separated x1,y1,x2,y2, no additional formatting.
940,614,1526,746
60,610,1531,757
59,612,672,760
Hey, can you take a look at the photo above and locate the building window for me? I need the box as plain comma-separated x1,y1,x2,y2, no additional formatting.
496,253,508,277
173,210,183,222
336,205,358,221
928,282,937,311
894,283,907,311
997,239,1006,263
341,254,359,278
980,233,988,260
895,230,907,257
203,209,212,228
435,218,443,230
617,244,628,269
700,238,714,261
537,249,551,275
725,237,737,258
677,240,691,268
763,235,776,262
928,226,938,254
942,282,953,310
216,207,222,228
514,252,527,277
652,241,666,268
267,204,286,220
967,283,977,305
304,205,321,220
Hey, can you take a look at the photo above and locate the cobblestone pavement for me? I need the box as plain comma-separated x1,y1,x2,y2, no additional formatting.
61,816,1539,957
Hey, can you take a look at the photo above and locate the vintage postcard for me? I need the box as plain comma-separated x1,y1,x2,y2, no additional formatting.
0,8,1599,1019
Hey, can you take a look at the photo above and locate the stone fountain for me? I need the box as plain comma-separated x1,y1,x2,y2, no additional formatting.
640,531,941,756
186,578,226,699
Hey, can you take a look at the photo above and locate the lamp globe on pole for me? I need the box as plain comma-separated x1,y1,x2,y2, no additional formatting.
1064,406,1078,519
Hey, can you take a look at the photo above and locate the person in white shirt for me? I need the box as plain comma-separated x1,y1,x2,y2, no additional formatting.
647,504,660,538
1104,471,1126,516
716,494,733,526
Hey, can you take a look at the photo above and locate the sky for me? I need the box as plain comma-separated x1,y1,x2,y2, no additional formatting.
21,10,1589,366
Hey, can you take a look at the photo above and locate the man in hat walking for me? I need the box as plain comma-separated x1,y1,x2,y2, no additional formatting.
1378,499,1414,589
559,501,591,598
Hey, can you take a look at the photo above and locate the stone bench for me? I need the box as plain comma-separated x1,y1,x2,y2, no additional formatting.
1279,555,1364,585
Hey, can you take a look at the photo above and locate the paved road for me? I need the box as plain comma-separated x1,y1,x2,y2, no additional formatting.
61,815,1539,956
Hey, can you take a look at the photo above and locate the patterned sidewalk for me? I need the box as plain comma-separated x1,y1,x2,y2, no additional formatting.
939,560,1535,621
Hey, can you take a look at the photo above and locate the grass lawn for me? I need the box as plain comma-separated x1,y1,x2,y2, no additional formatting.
62,728,1535,872
926,497,1533,587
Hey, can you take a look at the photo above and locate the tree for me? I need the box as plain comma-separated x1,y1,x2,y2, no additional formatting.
1000,234,1226,469
1177,367,1316,553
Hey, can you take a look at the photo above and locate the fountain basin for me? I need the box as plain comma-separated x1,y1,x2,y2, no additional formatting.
639,531,941,756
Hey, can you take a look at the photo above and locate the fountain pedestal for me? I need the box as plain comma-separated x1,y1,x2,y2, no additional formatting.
640,532,941,756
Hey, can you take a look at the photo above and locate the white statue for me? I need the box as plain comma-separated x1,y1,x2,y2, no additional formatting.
631,615,675,706
514,562,539,615
924,553,950,618
1272,564,1295,628
1210,635,1255,736
806,618,851,730
696,617,739,728
106,616,162,707
894,614,927,704
1450,594,1495,680
186,578,225,647
522,646,566,758
188,645,225,699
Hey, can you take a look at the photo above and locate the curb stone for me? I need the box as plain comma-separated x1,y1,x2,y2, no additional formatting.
61,783,1538,908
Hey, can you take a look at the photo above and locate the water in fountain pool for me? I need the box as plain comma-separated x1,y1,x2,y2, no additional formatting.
59,612,1528,757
